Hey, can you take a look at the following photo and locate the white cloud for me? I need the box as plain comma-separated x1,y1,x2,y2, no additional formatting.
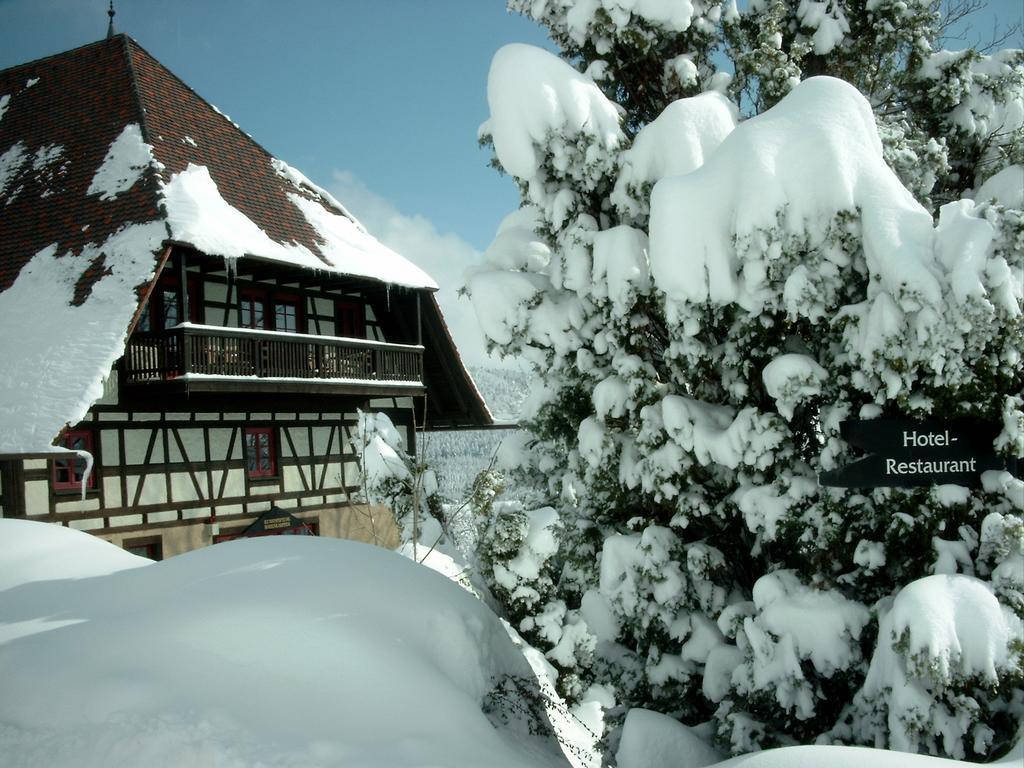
328,170,509,370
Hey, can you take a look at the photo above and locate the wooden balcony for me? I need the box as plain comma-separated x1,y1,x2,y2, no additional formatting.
123,324,424,396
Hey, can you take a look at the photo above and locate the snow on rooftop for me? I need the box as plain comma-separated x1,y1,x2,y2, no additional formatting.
0,140,27,197
162,162,321,266
288,192,438,289
0,520,570,768
86,123,159,201
161,162,436,289
272,157,360,222
0,222,166,455
0,93,10,123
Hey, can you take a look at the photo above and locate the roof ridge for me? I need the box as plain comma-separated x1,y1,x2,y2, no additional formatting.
124,36,286,190
119,35,173,243
0,34,130,77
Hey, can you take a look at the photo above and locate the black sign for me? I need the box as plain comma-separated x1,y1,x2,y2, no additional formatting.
819,419,1018,488
240,507,316,536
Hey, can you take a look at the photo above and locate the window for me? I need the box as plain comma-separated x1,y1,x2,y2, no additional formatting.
138,275,200,331
239,288,302,333
123,536,163,561
53,430,95,491
274,298,300,333
240,289,267,330
336,300,365,338
244,427,276,479
161,287,180,328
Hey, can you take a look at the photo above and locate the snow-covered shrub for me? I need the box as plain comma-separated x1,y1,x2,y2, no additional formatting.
352,410,443,546
837,575,1024,760
469,1,1024,760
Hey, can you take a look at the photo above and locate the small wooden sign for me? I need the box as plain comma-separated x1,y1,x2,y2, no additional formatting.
819,419,1018,488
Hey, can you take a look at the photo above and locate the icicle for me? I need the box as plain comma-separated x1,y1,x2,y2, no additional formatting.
386,284,391,311
75,448,94,502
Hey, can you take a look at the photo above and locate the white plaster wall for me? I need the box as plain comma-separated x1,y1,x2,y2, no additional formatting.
24,480,49,515
103,477,122,508
285,427,310,457
170,471,205,502
174,428,205,462
69,518,103,531
147,510,178,524
222,469,245,497
124,430,164,465
131,474,168,506
56,497,100,514
208,429,235,461
282,465,304,493
101,431,119,465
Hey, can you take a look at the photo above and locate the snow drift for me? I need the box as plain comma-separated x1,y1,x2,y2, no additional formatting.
0,519,569,768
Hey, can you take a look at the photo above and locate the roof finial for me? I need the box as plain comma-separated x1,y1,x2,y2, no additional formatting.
106,1,116,39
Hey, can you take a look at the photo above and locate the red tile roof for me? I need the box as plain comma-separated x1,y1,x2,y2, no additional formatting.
0,34,491,428
0,36,162,294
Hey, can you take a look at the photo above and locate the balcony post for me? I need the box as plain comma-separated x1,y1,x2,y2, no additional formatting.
416,292,422,347
178,249,190,324
181,327,192,376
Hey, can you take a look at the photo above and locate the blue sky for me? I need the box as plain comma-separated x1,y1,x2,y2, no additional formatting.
1,0,1021,367
0,0,552,252
0,0,554,366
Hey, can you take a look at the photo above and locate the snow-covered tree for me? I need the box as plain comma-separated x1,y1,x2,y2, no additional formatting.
469,0,1023,760
352,411,444,548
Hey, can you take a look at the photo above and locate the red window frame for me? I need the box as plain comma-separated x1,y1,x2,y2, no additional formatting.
52,430,95,491
139,274,201,332
272,293,302,334
239,288,268,330
123,536,163,561
244,427,277,479
336,300,365,339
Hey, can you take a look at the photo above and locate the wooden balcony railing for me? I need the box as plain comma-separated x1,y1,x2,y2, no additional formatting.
124,325,423,386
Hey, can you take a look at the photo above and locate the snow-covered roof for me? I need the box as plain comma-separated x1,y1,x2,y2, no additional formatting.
0,35,478,456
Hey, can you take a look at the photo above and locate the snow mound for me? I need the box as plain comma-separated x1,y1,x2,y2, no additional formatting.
0,519,148,594
617,708,723,768
975,164,1024,209
0,520,569,768
649,76,938,317
710,742,1020,767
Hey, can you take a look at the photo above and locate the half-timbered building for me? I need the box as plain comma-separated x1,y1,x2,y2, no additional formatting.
0,34,490,558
